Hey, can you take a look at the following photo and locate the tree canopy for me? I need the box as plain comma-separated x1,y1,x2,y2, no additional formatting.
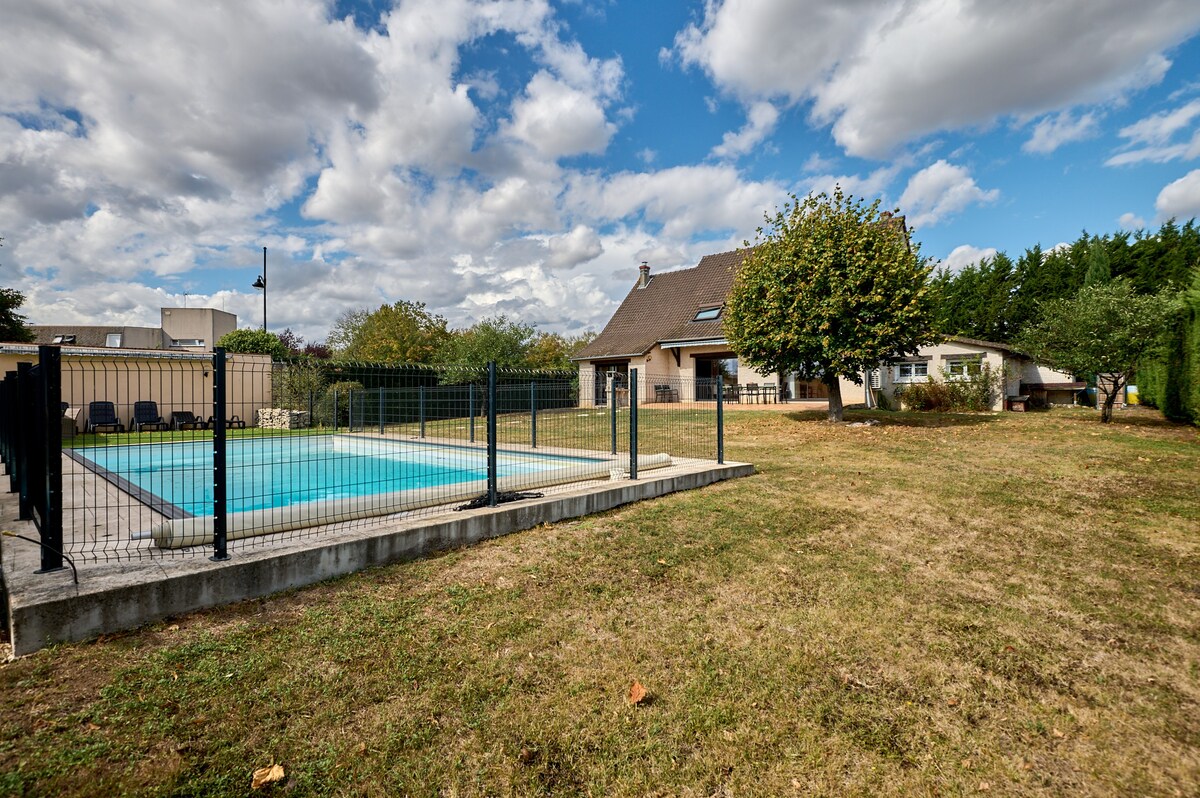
215,328,289,359
435,315,536,382
725,188,936,421
0,287,35,343
1014,281,1176,423
328,302,449,363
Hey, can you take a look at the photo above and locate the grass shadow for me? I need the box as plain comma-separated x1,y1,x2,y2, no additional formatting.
781,407,1005,429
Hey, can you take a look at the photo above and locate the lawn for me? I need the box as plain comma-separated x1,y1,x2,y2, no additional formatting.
3,407,1198,796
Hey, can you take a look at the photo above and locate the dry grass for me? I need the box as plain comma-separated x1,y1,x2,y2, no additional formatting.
2,406,1198,796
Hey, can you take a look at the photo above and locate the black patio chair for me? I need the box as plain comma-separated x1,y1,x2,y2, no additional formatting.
131,400,170,432
171,410,208,431
207,414,247,429
87,401,125,434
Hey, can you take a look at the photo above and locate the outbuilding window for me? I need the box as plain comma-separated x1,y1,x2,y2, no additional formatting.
894,362,928,382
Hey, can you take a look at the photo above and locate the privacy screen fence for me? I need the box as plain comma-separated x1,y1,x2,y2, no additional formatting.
1,346,725,569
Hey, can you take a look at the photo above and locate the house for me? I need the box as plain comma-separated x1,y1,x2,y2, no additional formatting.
867,336,1083,411
575,250,1079,411
29,307,237,352
572,250,824,404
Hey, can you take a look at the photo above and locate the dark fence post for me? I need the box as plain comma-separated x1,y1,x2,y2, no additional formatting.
16,361,32,521
530,381,537,449
487,362,497,507
629,368,638,480
211,347,229,561
469,382,476,443
36,346,63,573
717,379,725,464
348,389,355,431
609,372,617,455
308,389,314,428
417,386,426,438
333,390,339,432
379,386,385,435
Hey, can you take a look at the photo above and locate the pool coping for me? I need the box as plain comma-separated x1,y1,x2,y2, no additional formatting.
2,458,753,657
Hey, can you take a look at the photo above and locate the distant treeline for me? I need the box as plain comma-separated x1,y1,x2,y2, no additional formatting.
932,219,1200,424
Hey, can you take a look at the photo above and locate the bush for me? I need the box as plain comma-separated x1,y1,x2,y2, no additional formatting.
895,364,1001,412
273,360,327,411
315,380,364,427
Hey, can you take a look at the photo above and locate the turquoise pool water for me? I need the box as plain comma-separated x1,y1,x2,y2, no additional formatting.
71,435,603,518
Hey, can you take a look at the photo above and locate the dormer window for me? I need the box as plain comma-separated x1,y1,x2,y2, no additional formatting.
51,334,77,345
105,333,122,348
692,306,721,322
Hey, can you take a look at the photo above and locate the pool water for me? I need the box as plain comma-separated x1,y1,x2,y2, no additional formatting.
72,435,602,517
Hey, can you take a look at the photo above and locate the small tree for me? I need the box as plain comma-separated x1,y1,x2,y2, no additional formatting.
215,328,289,359
342,300,449,363
435,315,536,383
0,287,36,343
1015,281,1177,423
725,188,937,421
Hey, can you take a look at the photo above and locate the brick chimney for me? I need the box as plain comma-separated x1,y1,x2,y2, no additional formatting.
637,261,651,288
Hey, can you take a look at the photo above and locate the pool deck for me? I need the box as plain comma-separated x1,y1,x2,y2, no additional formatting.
2,448,752,656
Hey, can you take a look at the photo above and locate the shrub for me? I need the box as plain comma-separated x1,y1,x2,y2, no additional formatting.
316,380,365,427
895,364,1001,412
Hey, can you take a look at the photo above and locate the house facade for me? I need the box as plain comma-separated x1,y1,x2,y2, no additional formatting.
28,307,237,352
576,250,1079,411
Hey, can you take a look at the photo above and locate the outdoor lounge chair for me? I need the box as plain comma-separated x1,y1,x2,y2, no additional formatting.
87,401,125,434
131,400,170,432
654,384,679,403
171,410,207,431
207,414,247,429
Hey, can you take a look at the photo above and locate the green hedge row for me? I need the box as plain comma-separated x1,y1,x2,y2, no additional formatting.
1139,273,1200,425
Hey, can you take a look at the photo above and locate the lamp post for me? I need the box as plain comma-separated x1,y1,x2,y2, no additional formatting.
252,246,267,330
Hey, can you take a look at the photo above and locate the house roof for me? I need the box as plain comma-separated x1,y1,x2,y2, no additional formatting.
29,325,128,348
574,248,752,360
944,335,1023,356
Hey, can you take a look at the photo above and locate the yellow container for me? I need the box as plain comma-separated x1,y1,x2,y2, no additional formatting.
1126,385,1139,405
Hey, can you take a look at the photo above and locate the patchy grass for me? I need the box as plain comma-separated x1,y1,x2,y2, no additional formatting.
3,406,1198,796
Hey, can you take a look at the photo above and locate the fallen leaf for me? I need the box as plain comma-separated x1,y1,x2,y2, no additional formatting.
628,680,649,705
656,559,667,565
167,624,180,632
1052,728,1064,738
978,781,991,792
356,742,366,754
946,697,959,707
251,764,285,789
961,758,972,768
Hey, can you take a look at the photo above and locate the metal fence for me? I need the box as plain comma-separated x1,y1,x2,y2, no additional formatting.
0,346,725,570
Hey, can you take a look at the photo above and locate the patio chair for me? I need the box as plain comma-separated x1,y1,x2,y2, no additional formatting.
87,401,125,434
131,400,170,432
654,384,679,403
171,410,207,431
724,384,741,403
207,414,247,429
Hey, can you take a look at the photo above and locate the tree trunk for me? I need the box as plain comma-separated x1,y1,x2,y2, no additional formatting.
825,374,844,422
1099,374,1124,424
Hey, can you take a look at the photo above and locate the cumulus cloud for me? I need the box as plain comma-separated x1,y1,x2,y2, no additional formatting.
1155,169,1200,218
898,161,999,227
505,72,616,159
673,0,1200,158
1023,111,1100,154
711,101,779,159
1118,212,1147,229
941,244,999,272
1107,98,1200,165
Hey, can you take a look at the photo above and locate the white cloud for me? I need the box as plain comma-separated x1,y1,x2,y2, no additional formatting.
941,244,998,272
1023,111,1100,154
505,71,616,159
898,161,999,227
1106,99,1200,165
673,0,1200,158
1155,169,1200,218
1118,212,1146,229
711,101,779,159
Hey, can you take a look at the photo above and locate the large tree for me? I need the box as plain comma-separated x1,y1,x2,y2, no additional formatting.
725,188,937,421
0,287,36,343
340,300,449,363
435,315,536,382
1014,280,1177,423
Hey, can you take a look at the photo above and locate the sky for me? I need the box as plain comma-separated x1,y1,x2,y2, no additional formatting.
3,0,1200,344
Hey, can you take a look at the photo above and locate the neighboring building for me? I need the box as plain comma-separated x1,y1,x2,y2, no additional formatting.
575,250,1079,410
28,307,237,352
868,336,1083,411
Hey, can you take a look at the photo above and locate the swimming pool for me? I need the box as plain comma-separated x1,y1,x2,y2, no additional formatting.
71,434,607,519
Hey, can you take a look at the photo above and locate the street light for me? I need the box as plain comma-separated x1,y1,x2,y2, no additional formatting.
252,246,267,330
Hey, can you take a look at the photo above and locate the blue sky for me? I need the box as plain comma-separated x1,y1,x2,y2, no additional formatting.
3,0,1200,344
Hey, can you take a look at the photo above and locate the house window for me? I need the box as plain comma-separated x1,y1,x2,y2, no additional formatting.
105,333,122,348
692,306,721,322
894,362,928,383
171,338,204,348
946,359,982,378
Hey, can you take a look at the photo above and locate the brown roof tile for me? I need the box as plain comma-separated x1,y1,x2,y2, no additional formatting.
574,248,752,360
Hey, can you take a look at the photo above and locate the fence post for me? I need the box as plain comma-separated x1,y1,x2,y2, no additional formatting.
379,386,385,435
609,372,617,455
487,362,497,507
418,386,426,439
348,389,355,431
530,381,537,449
717,379,725,465
36,346,64,573
16,361,32,521
211,347,229,561
469,382,475,443
308,390,314,429
333,390,339,432
629,368,638,480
